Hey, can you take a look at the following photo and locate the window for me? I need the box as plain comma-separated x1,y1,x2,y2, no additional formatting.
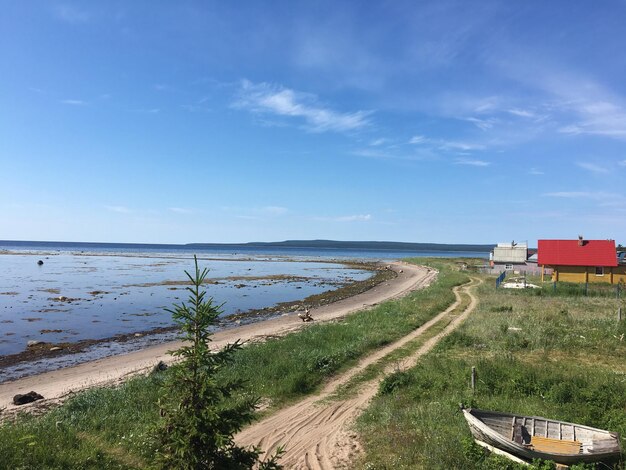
595,267,604,276
505,264,514,271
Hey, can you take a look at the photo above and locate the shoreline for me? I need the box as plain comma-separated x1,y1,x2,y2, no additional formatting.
0,261,436,413
0,264,394,378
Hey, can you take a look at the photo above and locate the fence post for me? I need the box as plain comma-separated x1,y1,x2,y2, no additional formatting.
584,283,588,296
471,366,476,391
619,307,623,322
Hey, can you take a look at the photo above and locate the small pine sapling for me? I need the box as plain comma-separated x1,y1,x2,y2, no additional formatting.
155,256,281,469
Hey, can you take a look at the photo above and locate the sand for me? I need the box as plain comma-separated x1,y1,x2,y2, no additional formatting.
236,277,481,469
0,261,434,413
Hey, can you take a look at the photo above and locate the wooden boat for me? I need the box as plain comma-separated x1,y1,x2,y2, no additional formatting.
462,407,622,465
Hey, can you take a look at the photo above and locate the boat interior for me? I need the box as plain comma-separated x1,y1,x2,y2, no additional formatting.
473,409,620,455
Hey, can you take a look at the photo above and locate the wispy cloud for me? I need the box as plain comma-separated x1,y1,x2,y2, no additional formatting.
576,162,609,174
503,60,626,140
529,168,544,175
132,108,160,114
440,140,486,151
60,99,88,106
454,158,490,167
543,191,621,202
54,4,90,23
261,206,288,216
369,138,389,146
619,160,626,167
351,148,433,161
409,135,427,144
507,108,537,119
104,205,131,214
315,214,372,222
234,80,372,133
558,100,626,139
463,116,497,130
169,207,193,214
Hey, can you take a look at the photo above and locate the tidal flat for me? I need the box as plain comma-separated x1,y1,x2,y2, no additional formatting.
0,252,380,380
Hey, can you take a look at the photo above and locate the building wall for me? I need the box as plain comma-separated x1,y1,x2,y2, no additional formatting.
549,265,626,284
493,246,528,263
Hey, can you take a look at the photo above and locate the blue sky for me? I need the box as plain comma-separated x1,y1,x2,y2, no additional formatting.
2,1,626,245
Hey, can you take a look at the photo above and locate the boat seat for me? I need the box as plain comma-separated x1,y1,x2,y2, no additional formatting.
530,435,582,454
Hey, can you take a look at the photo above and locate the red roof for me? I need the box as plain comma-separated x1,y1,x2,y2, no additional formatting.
538,239,617,267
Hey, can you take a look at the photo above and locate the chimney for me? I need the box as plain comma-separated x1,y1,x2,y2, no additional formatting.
578,235,584,246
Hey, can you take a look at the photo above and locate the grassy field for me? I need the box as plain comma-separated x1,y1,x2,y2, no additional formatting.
0,259,468,469
355,273,626,469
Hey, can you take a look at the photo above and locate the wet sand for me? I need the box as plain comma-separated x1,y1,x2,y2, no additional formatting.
0,261,434,414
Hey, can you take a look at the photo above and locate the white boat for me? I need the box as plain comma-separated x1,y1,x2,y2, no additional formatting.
462,407,622,465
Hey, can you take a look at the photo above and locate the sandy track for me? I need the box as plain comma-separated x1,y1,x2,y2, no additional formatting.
0,261,435,413
236,277,481,469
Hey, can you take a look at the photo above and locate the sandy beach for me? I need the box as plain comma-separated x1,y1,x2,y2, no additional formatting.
0,261,435,413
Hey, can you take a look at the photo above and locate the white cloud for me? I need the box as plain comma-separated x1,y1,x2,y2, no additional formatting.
529,168,544,175
619,160,626,167
352,148,433,161
104,205,131,214
369,138,388,146
464,116,497,130
61,99,87,106
507,108,536,118
315,214,372,222
542,191,621,202
409,135,427,144
169,207,193,214
454,158,490,167
234,80,372,133
576,162,609,174
440,140,486,151
544,191,591,198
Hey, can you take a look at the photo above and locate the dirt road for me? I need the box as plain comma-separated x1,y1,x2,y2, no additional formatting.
236,277,481,469
0,261,436,413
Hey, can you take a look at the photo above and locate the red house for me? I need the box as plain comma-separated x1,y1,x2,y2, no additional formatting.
538,237,625,284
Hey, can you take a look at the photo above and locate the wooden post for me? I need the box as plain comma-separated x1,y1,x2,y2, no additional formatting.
471,366,476,391
619,307,622,322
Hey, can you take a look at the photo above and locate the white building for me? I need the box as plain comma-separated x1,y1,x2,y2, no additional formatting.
490,241,528,268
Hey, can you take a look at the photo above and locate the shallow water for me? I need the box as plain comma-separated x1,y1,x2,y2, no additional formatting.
0,253,371,357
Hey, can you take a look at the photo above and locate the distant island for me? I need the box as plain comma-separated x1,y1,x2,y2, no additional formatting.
186,239,494,252
1,239,494,252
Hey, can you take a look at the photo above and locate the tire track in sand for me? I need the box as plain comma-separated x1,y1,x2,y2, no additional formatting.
236,277,482,469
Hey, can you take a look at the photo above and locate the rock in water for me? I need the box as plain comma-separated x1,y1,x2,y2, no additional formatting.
13,391,44,405
37,260,44,265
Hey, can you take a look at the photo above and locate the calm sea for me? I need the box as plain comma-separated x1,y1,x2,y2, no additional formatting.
0,240,489,261
0,241,487,380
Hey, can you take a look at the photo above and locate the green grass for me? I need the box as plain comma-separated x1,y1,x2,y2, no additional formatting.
216,259,469,408
355,274,626,469
0,258,468,468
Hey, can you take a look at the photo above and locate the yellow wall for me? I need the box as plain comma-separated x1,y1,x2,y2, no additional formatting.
551,265,626,284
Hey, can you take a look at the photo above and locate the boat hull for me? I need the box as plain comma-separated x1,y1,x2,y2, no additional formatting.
463,408,621,465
